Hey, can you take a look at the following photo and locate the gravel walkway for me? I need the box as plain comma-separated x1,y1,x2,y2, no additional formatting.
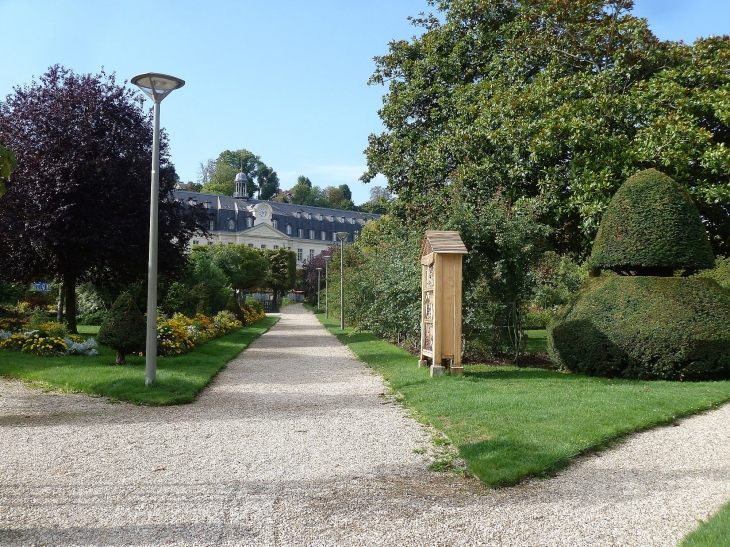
2,304,730,546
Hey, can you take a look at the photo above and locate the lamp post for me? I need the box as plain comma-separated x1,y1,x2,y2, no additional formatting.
316,267,322,310
131,73,185,386
336,232,349,330
323,255,331,318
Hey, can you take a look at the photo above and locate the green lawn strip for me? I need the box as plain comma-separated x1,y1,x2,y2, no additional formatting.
313,313,730,487
0,316,278,405
680,501,730,546
76,325,100,336
524,329,546,354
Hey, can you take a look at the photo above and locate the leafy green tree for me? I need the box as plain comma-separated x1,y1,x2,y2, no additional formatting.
97,292,146,365
363,0,730,255
264,248,296,302
297,175,312,187
200,149,279,198
206,244,270,293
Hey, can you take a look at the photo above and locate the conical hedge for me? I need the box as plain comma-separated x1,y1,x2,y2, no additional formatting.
590,169,714,273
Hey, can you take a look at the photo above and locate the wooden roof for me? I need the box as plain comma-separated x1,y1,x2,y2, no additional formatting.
419,231,468,259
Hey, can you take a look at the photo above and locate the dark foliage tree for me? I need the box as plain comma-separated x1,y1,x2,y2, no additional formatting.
97,292,146,365
363,0,730,255
0,66,207,332
264,247,297,302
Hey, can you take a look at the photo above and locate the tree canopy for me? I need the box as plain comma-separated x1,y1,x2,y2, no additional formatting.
0,65,206,330
200,148,280,199
363,0,730,255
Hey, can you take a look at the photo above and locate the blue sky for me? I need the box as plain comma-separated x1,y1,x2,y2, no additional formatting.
2,0,728,205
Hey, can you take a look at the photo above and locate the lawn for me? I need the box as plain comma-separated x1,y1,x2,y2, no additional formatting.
524,329,546,354
313,313,730,487
679,500,730,546
0,317,278,405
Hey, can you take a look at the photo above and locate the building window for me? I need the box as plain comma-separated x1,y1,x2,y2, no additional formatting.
307,213,312,219
321,230,326,240
296,211,301,218
227,242,234,245
297,248,303,261
272,219,278,229
298,228,304,238
318,214,323,221
248,243,253,248
261,244,266,249
227,218,235,231
273,245,279,249
340,216,344,223
286,224,292,235
332,232,338,241
192,240,199,245
207,241,214,246
309,229,315,239
309,249,315,260
209,220,215,231
204,201,211,209
246,217,253,228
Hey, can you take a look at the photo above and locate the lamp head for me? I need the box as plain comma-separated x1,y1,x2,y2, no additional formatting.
131,73,185,103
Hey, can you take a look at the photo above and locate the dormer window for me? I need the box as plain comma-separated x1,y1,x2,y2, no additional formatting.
227,218,235,231
339,216,345,223
295,211,301,218
246,217,253,228
272,219,278,229
286,224,292,235
209,220,215,231
204,201,212,209
307,213,312,220
318,214,323,221
189,198,197,205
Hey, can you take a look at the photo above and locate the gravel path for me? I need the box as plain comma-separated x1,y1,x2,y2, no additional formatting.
2,304,730,546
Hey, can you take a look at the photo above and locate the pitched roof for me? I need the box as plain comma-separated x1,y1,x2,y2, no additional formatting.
420,231,468,259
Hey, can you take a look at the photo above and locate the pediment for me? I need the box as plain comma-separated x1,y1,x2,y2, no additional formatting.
244,223,285,238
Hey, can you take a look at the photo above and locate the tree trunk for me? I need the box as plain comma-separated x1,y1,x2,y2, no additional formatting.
65,274,77,334
56,280,65,323
115,350,126,365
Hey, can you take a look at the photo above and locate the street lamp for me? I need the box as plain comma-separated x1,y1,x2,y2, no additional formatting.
336,232,349,330
316,267,322,310
323,255,331,318
131,73,185,386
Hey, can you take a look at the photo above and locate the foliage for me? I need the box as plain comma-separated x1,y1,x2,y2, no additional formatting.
199,148,279,199
301,246,336,298
0,144,17,197
696,255,730,290
590,169,715,274
264,247,296,301
0,317,278,405
0,66,207,331
244,297,264,315
548,276,730,380
363,0,730,256
529,251,586,311
76,310,108,326
315,312,730,487
0,281,24,304
64,336,99,356
97,292,146,365
156,310,252,356
203,244,269,293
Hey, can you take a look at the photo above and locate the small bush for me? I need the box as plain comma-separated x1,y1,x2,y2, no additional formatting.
548,276,730,380
77,310,108,326
244,297,264,315
97,292,146,365
65,336,99,356
21,334,68,357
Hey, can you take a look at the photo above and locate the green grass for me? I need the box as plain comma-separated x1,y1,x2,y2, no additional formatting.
76,325,100,335
0,317,278,405
524,329,547,354
680,501,730,546
314,314,730,487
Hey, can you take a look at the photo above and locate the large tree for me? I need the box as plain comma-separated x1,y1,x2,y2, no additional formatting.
200,148,280,199
0,65,207,331
363,0,730,255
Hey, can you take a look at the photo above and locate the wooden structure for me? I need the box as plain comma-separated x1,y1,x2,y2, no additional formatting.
419,231,468,376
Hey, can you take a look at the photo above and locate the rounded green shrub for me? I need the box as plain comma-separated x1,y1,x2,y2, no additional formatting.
590,169,715,274
547,276,730,380
97,292,146,365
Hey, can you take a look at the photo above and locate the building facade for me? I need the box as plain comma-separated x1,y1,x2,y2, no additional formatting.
174,189,379,267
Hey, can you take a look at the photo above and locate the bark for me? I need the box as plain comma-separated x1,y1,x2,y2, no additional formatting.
65,274,77,333
115,350,126,365
56,281,64,323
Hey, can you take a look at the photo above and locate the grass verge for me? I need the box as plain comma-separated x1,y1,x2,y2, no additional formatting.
524,329,546,354
680,501,730,546
0,316,278,405
313,313,730,487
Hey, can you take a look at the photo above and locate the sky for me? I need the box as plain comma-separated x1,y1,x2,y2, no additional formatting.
2,0,729,206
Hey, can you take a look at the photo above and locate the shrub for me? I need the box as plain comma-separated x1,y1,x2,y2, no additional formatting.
77,309,108,326
696,255,730,291
590,169,715,274
225,295,245,323
21,334,68,357
547,276,730,380
65,336,99,356
244,297,263,315
97,292,146,365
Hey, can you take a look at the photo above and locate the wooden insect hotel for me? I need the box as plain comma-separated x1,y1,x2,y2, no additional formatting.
419,231,468,376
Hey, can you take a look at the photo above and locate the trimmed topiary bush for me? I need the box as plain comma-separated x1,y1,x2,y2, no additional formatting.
548,276,730,380
590,169,715,275
97,292,146,365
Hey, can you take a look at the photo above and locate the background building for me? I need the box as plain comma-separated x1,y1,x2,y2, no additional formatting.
174,188,379,267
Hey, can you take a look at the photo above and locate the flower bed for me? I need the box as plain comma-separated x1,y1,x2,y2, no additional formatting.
0,330,98,357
